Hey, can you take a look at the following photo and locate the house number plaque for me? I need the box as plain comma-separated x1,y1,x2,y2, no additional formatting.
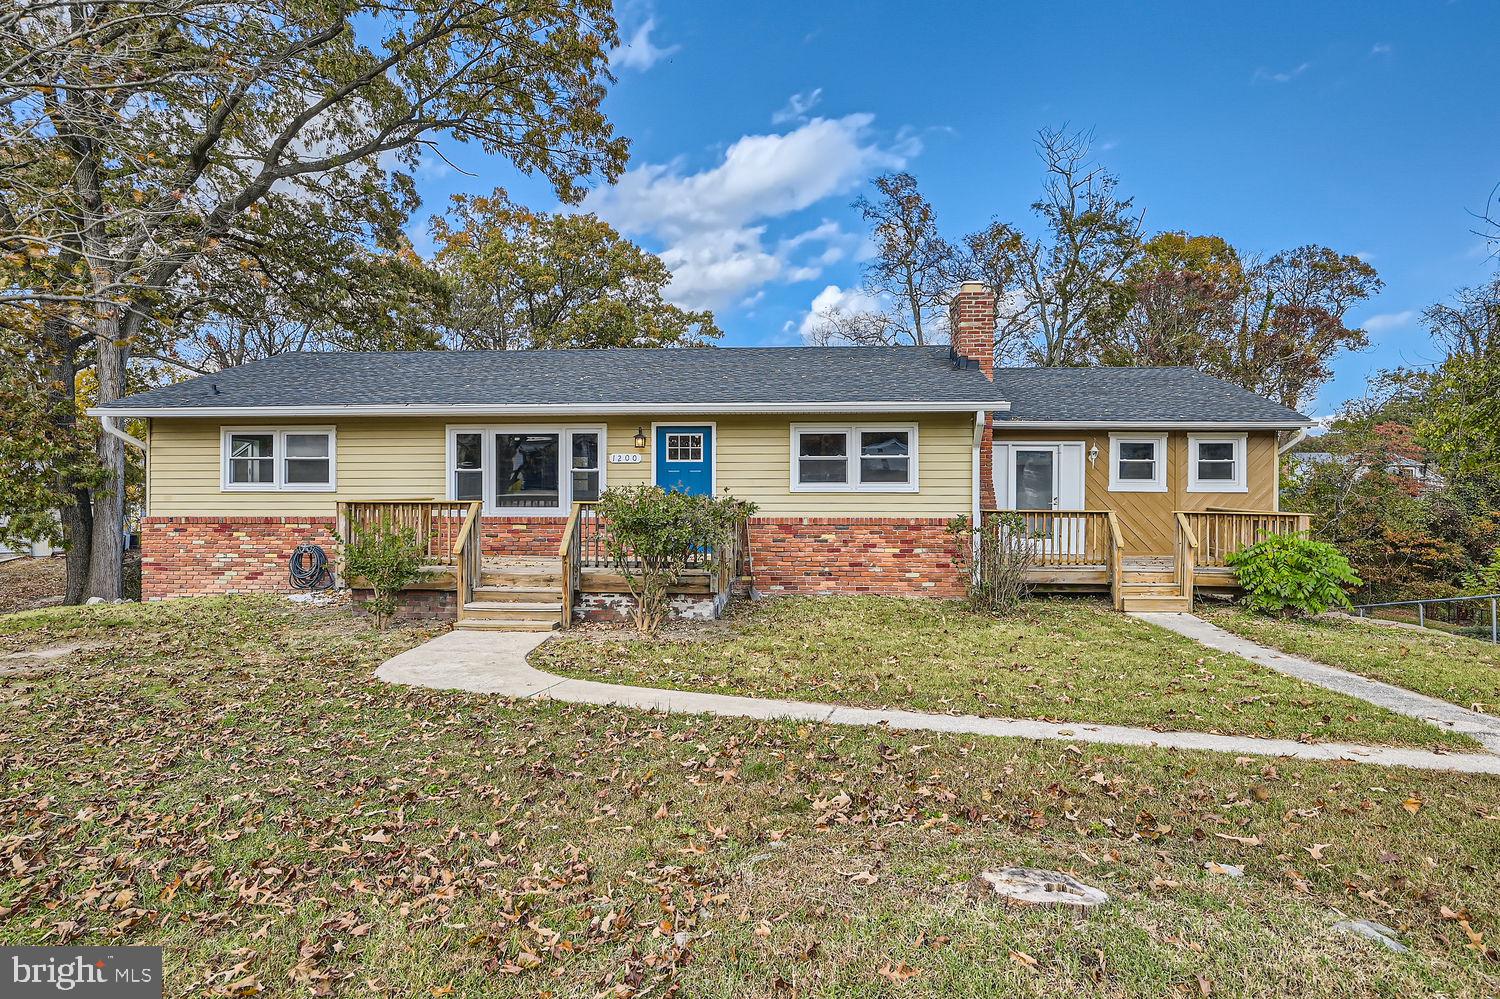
608,453,644,464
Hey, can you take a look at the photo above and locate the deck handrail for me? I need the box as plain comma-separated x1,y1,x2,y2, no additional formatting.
557,502,588,629
451,501,482,620
981,508,1115,568
1179,509,1311,567
1174,512,1199,608
1105,510,1125,609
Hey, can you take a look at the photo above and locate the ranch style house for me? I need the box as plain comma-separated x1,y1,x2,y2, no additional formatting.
90,283,1313,628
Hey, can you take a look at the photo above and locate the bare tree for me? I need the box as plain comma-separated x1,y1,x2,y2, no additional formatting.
1423,273,1499,360
971,128,1144,366
807,172,961,346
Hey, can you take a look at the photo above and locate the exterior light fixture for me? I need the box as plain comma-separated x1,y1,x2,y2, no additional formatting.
633,426,647,449
1088,443,1099,468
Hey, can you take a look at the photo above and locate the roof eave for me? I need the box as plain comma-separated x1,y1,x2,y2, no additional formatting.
89,400,1011,418
994,418,1312,430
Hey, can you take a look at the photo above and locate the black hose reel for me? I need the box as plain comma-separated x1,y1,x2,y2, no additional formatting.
289,544,334,591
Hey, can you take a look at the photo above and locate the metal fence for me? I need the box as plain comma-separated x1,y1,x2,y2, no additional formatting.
1349,593,1500,644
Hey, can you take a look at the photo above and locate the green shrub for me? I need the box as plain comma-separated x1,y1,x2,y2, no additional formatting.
1225,532,1361,617
596,485,756,633
339,519,429,630
947,512,1033,615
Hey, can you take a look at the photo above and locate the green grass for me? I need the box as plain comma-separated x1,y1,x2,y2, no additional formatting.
1201,606,1500,713
534,596,1473,749
2,597,1498,998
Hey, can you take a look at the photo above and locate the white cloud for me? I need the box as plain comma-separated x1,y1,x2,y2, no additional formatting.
1361,309,1416,334
1353,249,1375,262
1370,42,1393,56
585,114,914,308
798,283,887,340
610,18,680,72
1252,61,1311,84
772,88,824,125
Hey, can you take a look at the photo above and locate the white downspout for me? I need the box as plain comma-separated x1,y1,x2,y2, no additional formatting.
972,409,984,528
100,414,147,452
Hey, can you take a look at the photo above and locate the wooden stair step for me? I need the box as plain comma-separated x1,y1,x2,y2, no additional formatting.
462,601,562,622
479,570,564,588
472,584,563,602
1120,594,1192,613
454,618,558,632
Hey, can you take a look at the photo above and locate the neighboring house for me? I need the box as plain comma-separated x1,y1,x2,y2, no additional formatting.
1288,447,1446,494
89,283,1312,623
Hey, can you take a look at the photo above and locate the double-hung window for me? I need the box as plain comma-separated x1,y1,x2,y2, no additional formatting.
791,425,917,492
1108,434,1167,492
222,428,335,491
448,427,604,513
1188,433,1247,492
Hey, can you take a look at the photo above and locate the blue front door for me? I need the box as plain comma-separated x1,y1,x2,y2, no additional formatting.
655,425,713,495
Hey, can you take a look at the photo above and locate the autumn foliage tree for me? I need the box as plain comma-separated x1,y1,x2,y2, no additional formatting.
430,188,720,349
0,0,629,600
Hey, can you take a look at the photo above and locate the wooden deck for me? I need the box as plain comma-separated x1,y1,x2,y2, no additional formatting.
991,508,1311,612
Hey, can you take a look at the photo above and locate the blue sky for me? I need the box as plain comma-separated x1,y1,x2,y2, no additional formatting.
409,0,1500,419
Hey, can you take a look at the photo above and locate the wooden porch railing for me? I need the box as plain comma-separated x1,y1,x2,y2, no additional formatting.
1106,510,1124,610
558,502,586,629
335,499,481,617
335,499,478,565
1175,512,1199,610
1183,510,1312,567
1005,510,1116,567
451,501,482,621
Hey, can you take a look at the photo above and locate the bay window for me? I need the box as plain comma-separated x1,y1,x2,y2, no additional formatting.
222,427,335,490
791,425,917,492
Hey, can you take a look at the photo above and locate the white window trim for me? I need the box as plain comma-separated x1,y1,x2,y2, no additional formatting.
1108,433,1167,493
789,424,919,493
220,426,336,492
1188,432,1248,493
445,425,607,516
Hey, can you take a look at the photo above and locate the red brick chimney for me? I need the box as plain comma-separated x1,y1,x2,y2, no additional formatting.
949,281,996,381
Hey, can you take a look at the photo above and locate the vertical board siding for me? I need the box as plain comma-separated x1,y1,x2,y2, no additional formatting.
991,429,1281,556
147,413,976,518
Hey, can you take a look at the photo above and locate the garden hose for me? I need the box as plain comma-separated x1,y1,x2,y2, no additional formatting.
289,544,334,590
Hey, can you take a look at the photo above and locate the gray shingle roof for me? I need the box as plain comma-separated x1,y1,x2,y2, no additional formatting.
100,346,1005,412
993,366,1309,425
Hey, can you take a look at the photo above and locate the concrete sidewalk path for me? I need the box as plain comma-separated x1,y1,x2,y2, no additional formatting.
377,630,1500,775
1134,612,1500,754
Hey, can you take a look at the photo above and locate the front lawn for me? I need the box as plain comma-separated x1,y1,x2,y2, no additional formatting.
535,596,1472,749
1,597,1497,997
1202,606,1500,714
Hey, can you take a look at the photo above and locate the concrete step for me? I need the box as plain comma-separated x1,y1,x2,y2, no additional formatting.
472,584,563,603
453,617,558,633
1120,595,1193,613
462,601,562,622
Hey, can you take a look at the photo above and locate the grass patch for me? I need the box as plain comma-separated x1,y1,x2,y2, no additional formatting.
1,596,1497,997
1202,606,1500,713
534,596,1473,749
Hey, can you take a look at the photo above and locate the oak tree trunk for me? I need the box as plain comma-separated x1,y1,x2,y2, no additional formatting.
87,316,127,601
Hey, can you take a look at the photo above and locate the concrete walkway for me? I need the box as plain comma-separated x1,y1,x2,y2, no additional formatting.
377,630,1500,775
1134,612,1500,754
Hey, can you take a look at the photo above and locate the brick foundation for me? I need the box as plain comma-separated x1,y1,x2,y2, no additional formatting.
747,517,965,597
480,517,565,557
142,514,967,602
141,516,338,599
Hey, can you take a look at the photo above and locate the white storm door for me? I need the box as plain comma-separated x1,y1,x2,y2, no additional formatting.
1005,443,1086,554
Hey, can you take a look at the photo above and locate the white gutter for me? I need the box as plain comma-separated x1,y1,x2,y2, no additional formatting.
88,400,1012,418
1277,428,1309,455
99,415,147,450
996,419,1310,430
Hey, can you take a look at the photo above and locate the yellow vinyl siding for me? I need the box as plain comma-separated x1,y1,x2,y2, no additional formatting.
147,413,976,518
992,428,1280,555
